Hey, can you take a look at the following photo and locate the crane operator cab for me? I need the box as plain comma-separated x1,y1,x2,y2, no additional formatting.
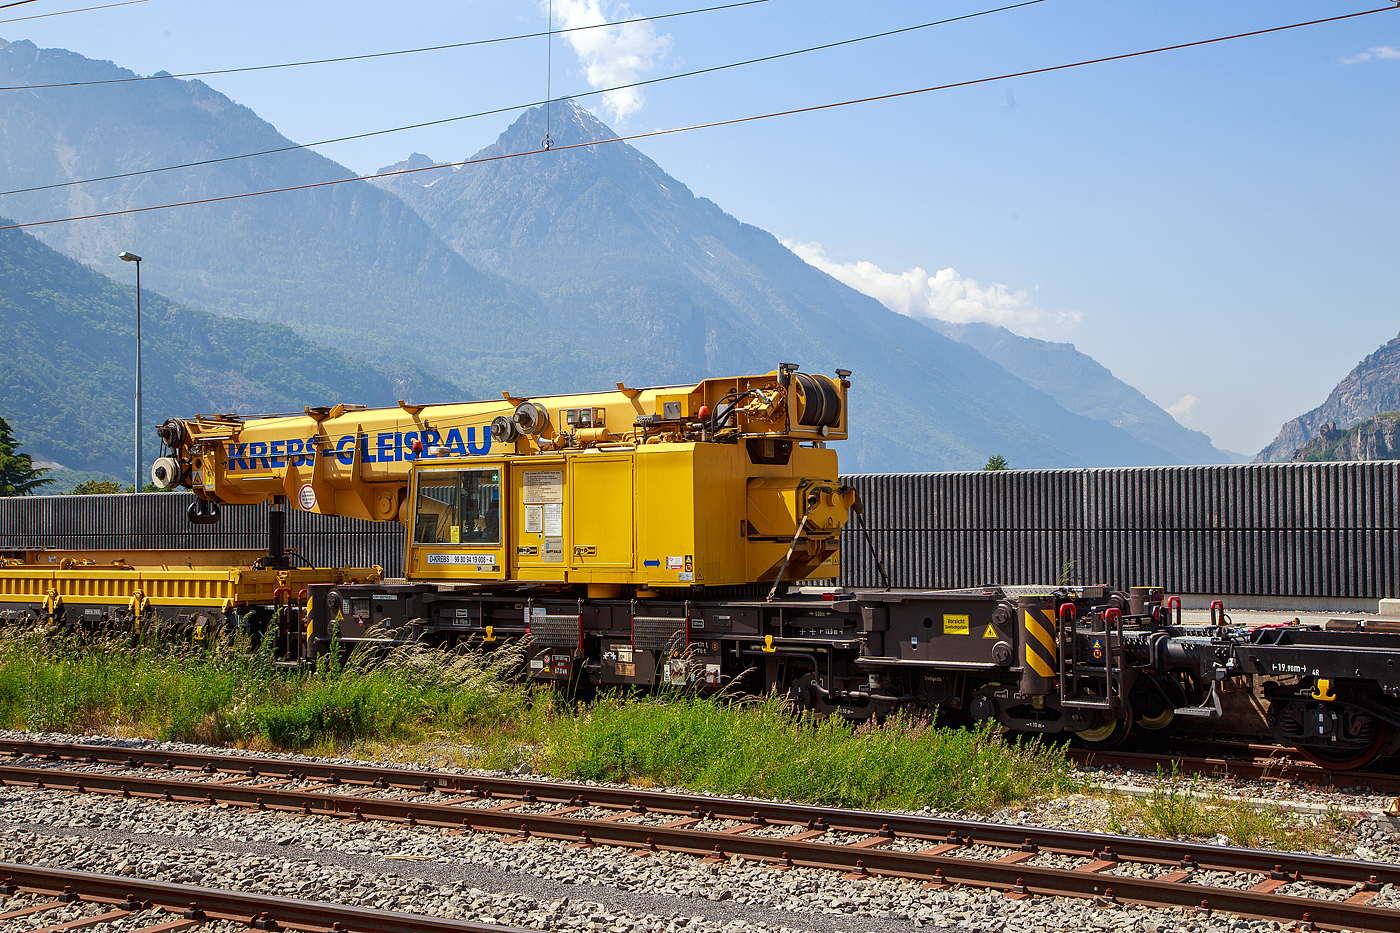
414,469,501,546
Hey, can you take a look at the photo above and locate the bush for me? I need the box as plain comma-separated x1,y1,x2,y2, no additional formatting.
68,480,124,495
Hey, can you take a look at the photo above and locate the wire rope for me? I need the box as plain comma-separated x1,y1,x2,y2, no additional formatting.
0,0,773,91
0,0,1048,197
0,4,1392,233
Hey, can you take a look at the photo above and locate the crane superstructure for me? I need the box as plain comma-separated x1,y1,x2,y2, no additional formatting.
152,364,856,595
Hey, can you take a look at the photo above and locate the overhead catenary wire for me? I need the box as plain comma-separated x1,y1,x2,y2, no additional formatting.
0,0,773,92
0,0,1049,198
544,0,554,151
0,4,1393,234
0,0,146,23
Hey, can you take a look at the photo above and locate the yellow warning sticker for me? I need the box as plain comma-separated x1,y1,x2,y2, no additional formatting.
943,614,969,635
983,623,998,639
334,608,344,621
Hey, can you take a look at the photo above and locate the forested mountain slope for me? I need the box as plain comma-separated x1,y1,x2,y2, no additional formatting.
0,221,457,477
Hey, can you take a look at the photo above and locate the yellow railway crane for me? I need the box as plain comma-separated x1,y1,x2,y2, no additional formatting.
152,364,855,596
133,365,858,681
0,364,856,670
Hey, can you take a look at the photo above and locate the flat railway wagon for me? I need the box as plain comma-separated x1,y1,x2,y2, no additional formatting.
3,364,1398,769
0,546,378,651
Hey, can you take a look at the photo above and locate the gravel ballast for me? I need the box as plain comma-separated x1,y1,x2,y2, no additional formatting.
2,730,1398,933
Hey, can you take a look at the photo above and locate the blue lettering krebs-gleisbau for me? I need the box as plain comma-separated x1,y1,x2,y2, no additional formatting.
226,438,313,470
227,426,491,471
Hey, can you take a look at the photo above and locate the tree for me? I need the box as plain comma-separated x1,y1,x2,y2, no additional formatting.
70,479,124,495
0,418,54,496
982,453,1009,471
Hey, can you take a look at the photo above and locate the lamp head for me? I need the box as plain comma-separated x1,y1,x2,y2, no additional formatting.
118,251,142,263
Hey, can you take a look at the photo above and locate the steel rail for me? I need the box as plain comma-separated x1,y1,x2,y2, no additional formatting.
1071,747,1400,795
2,761,1398,930
0,739,1392,888
0,861,533,932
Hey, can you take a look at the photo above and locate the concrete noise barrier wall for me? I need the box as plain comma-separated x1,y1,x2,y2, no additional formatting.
2,461,1397,598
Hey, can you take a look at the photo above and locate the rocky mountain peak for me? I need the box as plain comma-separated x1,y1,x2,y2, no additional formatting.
1291,413,1400,462
497,99,620,152
1256,333,1400,461
373,152,454,188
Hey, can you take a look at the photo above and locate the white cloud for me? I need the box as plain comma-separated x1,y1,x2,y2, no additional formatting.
1341,45,1400,64
785,241,1082,339
552,0,672,123
1167,394,1200,426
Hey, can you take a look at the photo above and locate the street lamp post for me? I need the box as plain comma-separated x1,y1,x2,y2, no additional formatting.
119,251,142,491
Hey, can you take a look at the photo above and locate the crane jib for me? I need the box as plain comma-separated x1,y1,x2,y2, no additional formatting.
226,427,492,471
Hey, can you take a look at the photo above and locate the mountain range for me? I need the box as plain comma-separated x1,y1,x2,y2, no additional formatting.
0,218,458,486
373,103,1214,471
1256,333,1400,462
0,36,1238,476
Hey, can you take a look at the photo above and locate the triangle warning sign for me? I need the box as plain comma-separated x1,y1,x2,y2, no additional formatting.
334,609,344,622
982,623,997,639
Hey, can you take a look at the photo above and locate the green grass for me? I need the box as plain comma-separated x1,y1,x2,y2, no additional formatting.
1101,767,1353,853
0,631,1075,812
540,691,1075,811
0,629,531,751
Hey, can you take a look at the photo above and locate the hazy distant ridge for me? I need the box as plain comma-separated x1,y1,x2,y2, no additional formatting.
927,321,1235,465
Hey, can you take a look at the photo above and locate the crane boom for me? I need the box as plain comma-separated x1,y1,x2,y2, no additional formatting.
154,365,856,592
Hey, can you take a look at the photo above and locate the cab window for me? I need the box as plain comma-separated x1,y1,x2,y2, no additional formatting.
413,469,500,545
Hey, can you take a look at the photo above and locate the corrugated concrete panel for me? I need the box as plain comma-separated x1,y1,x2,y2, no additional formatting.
840,463,1400,597
2,462,1397,596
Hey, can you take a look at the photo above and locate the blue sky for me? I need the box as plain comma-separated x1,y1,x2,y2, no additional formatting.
8,0,1398,455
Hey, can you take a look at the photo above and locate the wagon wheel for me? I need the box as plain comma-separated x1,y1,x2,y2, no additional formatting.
1291,726,1388,772
1070,699,1135,751
1133,671,1194,740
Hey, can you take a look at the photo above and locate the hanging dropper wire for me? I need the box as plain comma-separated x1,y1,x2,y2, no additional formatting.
543,0,554,149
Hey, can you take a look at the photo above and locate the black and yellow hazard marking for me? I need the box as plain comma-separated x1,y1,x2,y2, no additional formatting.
1022,607,1057,677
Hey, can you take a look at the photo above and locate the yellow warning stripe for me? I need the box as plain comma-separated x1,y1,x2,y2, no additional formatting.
1025,644,1055,677
1024,612,1057,656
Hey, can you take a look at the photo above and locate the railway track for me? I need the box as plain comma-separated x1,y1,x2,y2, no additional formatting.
0,739,1397,931
0,861,533,932
1074,742,1400,796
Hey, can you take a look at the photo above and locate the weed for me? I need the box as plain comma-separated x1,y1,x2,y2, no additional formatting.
540,692,1075,812
0,628,533,751
1142,766,1203,839
1099,767,1355,853
1057,558,1077,587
